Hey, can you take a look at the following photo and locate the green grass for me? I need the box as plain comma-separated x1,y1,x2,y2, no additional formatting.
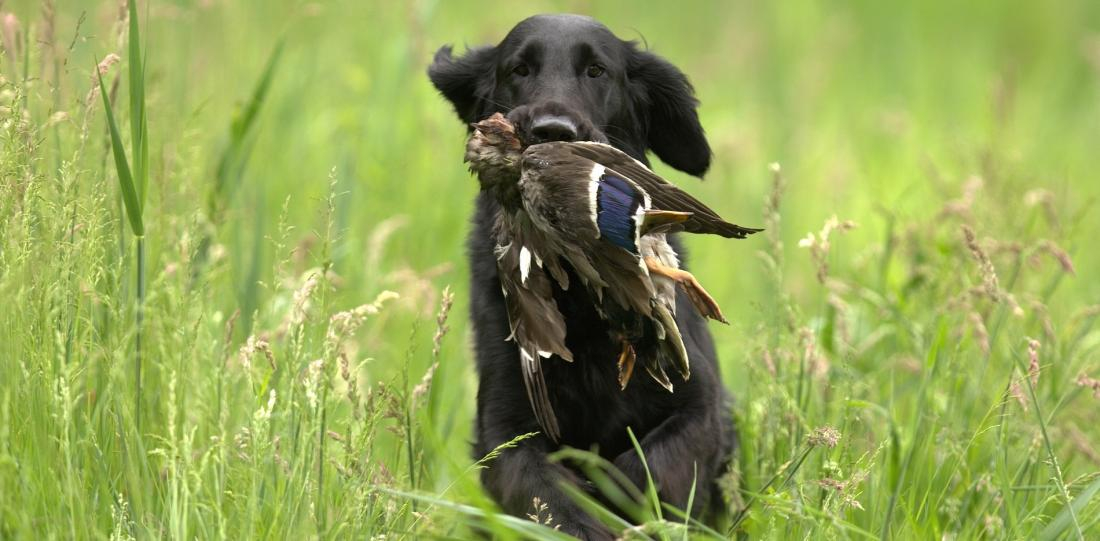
2,0,1100,538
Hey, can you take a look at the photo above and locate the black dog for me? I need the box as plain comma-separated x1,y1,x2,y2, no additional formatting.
429,14,734,539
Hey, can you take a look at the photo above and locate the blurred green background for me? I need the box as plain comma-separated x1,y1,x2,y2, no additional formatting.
2,0,1099,538
119,0,1100,383
134,0,1100,413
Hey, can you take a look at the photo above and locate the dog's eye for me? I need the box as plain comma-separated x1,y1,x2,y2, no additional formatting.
585,64,606,78
512,64,530,77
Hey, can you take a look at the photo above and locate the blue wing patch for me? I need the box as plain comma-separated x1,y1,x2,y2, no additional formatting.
596,174,643,253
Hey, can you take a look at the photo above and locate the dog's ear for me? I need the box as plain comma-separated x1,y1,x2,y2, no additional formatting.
428,45,497,123
629,49,711,177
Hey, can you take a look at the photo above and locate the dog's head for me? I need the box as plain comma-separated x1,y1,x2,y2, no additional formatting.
429,14,711,177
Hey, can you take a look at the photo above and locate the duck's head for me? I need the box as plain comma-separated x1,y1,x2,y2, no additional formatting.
470,113,523,150
465,113,525,188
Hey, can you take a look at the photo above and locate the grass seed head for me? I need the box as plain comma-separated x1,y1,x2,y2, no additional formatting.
411,362,438,405
799,215,856,283
1026,337,1041,387
1076,373,1100,399
1034,240,1076,275
238,335,274,372
1,12,21,64
969,312,991,355
808,426,841,448
432,285,454,358
962,225,1000,300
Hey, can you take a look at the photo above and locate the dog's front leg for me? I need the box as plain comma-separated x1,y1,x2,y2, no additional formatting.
611,407,728,515
474,364,616,538
478,439,616,540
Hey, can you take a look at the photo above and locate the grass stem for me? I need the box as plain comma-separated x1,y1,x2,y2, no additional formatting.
135,235,145,431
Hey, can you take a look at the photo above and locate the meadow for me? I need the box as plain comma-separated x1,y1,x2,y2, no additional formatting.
1,0,1099,538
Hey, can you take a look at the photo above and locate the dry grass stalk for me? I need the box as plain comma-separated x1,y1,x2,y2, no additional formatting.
969,312,990,355
366,215,408,273
526,496,560,529
326,290,400,352
1065,423,1100,465
1029,301,1057,343
385,263,452,317
764,163,786,247
1026,338,1040,387
799,215,857,283
432,286,454,358
290,271,321,327
411,362,438,406
339,352,361,417
254,389,276,423
1076,373,1100,399
961,225,1024,316
304,358,324,410
962,225,1000,300
757,163,786,277
1024,188,1059,228
827,292,851,348
761,348,777,377
222,308,241,359
808,426,841,448
940,175,983,218
817,477,865,511
1009,379,1028,411
1009,339,1042,411
798,326,829,378
1032,240,1075,275
1,12,20,66
238,335,275,372
83,54,121,111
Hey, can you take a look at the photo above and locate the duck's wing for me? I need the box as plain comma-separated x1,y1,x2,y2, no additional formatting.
522,144,649,256
495,239,571,443
562,142,762,239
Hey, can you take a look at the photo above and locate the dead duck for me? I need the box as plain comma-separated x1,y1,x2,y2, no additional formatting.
465,112,760,441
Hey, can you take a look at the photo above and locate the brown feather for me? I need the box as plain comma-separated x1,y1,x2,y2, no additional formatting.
495,238,572,442
641,210,693,236
653,302,691,381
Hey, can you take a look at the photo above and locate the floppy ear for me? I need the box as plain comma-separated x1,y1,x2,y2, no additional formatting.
629,49,711,177
428,45,497,123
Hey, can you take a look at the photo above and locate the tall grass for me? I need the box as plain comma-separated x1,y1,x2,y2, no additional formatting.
97,0,148,431
1,0,1099,539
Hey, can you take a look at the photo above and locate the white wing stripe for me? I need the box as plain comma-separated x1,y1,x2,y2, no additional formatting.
588,164,605,237
519,246,532,285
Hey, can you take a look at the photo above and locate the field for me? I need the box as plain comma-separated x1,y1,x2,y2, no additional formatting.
2,0,1100,538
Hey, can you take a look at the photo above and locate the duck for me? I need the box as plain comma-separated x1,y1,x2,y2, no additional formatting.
465,112,760,441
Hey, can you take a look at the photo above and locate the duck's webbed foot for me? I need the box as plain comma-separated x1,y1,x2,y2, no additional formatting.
644,257,729,324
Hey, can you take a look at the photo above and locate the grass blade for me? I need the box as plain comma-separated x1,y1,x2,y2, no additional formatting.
97,65,143,237
627,426,663,521
374,487,577,540
233,40,283,141
1039,476,1100,541
1018,340,1085,540
128,0,147,207
548,446,648,522
212,40,284,215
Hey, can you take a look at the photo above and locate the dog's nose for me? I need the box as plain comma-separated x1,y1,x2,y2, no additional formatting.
530,116,578,142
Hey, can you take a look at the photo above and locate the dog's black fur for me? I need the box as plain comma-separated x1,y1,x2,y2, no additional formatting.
429,14,734,539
